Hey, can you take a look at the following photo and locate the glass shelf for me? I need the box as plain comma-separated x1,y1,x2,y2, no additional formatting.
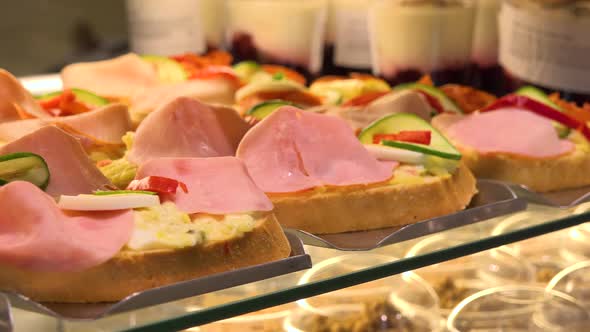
8,203,590,332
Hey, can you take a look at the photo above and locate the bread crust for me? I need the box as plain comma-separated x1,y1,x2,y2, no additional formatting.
271,163,477,234
460,145,590,192
0,214,291,303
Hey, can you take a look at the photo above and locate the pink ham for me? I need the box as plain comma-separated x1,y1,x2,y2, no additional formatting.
0,69,49,122
0,126,112,196
0,103,132,144
128,97,249,165
61,53,159,98
135,157,273,214
131,78,238,119
446,108,574,158
237,107,393,193
0,181,133,272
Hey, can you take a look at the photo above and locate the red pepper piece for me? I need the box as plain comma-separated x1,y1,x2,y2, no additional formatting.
373,130,432,145
482,95,590,140
189,66,241,87
342,91,390,107
38,90,91,117
127,176,189,194
415,90,445,114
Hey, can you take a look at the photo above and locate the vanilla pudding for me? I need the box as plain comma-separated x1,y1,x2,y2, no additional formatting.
369,0,475,85
323,0,372,74
470,0,502,94
226,0,327,76
199,0,226,49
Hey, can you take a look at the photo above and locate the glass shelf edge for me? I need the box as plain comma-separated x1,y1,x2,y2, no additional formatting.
120,210,590,332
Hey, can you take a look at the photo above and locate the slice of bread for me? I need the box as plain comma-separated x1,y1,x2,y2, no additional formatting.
459,145,590,192
0,213,290,303
271,163,477,234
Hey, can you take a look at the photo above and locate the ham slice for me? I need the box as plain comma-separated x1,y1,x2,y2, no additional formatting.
0,69,49,122
445,108,574,158
320,91,432,133
0,181,133,272
0,103,131,144
0,126,112,196
130,78,237,121
135,157,273,214
61,53,159,98
237,107,392,193
128,97,249,165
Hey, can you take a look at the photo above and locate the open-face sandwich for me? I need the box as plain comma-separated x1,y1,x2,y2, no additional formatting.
302,75,470,133
0,80,289,303
432,86,590,192
232,61,322,116
61,51,242,124
236,106,476,234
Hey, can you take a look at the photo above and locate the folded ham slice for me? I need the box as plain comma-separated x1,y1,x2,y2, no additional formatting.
0,181,133,272
130,78,238,121
0,69,49,122
128,97,249,165
237,107,393,193
61,53,159,98
444,108,574,158
135,157,273,214
0,126,112,196
322,90,433,133
0,103,131,144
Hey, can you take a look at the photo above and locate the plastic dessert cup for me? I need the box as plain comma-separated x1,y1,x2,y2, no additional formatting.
368,0,476,85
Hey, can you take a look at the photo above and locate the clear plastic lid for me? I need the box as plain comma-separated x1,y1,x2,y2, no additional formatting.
492,211,571,284
407,233,536,314
546,261,590,311
294,254,443,331
561,204,590,263
447,286,590,331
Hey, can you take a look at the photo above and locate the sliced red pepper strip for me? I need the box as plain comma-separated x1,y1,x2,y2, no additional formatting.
38,90,91,117
189,66,242,86
127,176,189,195
373,131,432,145
482,95,590,140
415,90,445,114
343,91,390,107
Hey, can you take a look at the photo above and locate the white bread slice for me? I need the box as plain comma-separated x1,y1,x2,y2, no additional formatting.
271,163,477,234
0,213,290,303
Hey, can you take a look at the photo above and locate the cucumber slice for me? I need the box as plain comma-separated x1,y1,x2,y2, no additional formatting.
142,55,188,83
36,88,109,107
58,193,160,211
515,86,562,110
515,86,570,138
393,83,463,114
93,190,157,196
246,100,302,121
0,152,50,190
359,113,462,160
233,61,261,82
